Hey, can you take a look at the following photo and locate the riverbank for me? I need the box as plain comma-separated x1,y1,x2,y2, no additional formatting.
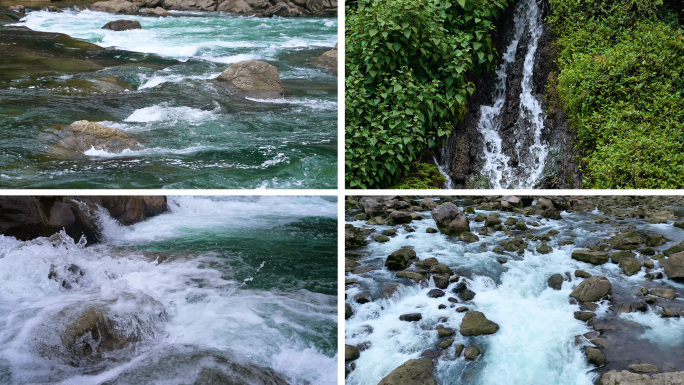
345,195,684,384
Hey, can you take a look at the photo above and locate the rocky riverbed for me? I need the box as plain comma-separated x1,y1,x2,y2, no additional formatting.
0,196,338,384
345,195,684,385
0,6,337,188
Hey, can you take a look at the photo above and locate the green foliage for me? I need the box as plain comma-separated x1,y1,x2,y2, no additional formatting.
550,0,684,188
345,0,508,188
389,162,447,189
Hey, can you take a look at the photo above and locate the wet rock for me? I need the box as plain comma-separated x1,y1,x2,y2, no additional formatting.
454,344,465,358
660,306,680,317
629,364,659,373
429,264,453,276
437,339,454,349
571,250,609,265
44,6,62,12
586,347,606,366
537,243,553,254
421,349,440,359
664,251,684,281
345,225,369,249
497,257,507,264
547,273,563,290
48,263,86,290
55,120,141,155
388,211,412,224
600,370,684,385
426,227,438,234
381,283,400,299
575,270,591,278
664,243,684,256
311,43,337,71
91,0,140,13
458,288,475,302
464,346,480,360
456,306,468,312
427,289,445,298
141,6,172,15
386,248,417,271
8,5,25,13
438,328,455,338
102,20,142,30
0,196,166,243
399,313,422,322
473,214,486,223
650,288,675,300
345,259,360,272
646,233,668,247
345,304,353,319
611,250,636,264
217,60,283,98
377,358,437,385
569,276,612,302
396,271,424,281
353,292,371,304
485,214,502,228
501,237,528,252
431,203,470,236
374,234,390,243
361,198,384,217
620,257,642,276
352,266,376,275
345,345,360,361
645,211,672,224
433,274,449,290
421,198,438,210
415,258,438,268
460,311,499,336
574,311,595,322
382,228,397,237
609,231,643,250
458,232,479,243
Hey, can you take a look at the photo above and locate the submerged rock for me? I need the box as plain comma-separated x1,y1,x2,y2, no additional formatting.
464,345,480,360
102,20,142,30
217,60,284,98
345,344,360,361
91,0,140,13
377,358,437,385
460,311,499,336
570,276,612,302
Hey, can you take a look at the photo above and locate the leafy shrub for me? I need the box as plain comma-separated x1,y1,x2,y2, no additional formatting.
345,0,508,188
389,162,447,189
550,0,684,188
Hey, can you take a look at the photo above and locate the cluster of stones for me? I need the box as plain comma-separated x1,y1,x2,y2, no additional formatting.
345,195,684,384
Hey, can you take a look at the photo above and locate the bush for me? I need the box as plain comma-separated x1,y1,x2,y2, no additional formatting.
389,162,447,189
345,0,508,188
550,0,684,188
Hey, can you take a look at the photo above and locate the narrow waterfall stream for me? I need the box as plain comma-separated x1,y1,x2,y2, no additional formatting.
438,0,550,189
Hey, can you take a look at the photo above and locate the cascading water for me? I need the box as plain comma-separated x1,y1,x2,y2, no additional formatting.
345,197,684,385
438,0,549,189
0,196,337,385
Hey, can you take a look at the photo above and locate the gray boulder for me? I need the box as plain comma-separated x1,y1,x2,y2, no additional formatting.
377,358,437,385
460,311,499,336
312,43,337,71
664,252,684,281
91,0,140,13
102,20,142,30
600,370,684,385
571,250,609,265
431,202,470,236
570,276,611,302
217,60,283,98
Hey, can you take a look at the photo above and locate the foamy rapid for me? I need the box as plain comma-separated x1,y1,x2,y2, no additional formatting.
0,196,337,385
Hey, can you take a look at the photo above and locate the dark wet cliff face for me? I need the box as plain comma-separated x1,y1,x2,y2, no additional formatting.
437,0,581,189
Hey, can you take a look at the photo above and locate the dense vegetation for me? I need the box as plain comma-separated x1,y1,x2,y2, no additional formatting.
345,0,509,188
550,0,684,188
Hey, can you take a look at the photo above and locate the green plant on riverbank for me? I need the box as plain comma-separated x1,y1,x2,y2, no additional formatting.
550,0,684,188
345,0,508,188
389,162,446,189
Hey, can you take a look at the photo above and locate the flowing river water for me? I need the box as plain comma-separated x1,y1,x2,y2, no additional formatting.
0,10,337,188
346,197,684,385
0,196,338,384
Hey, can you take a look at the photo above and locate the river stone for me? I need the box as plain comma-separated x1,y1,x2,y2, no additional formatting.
620,256,642,276
574,311,595,322
586,347,606,366
8,5,25,13
388,211,412,225
345,344,359,361
381,283,400,299
460,311,499,336
464,346,480,360
386,248,417,271
570,276,612,302
426,227,438,233
433,274,449,289
571,250,609,265
609,231,643,250
600,370,684,385
311,43,337,71
57,120,141,155
629,364,659,373
399,313,422,322
361,198,384,217
458,232,479,243
345,303,353,319
537,243,553,254
438,328,455,338
484,214,501,228
217,60,284,97
454,344,465,357
354,292,371,304
458,288,475,301
91,0,140,13
646,233,668,247
431,203,470,236
382,228,397,237
421,198,438,210
415,258,438,268
547,274,563,290
102,20,142,30
345,259,360,272
396,271,424,281
429,263,453,276
664,252,684,281
374,234,390,243
427,289,445,298
611,250,636,264
575,270,591,278
142,6,172,15
437,339,454,349
650,288,675,300
377,358,437,385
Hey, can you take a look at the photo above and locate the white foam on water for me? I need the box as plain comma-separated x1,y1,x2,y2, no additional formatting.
138,72,220,90
123,104,218,123
621,310,684,347
245,97,337,110
83,145,211,158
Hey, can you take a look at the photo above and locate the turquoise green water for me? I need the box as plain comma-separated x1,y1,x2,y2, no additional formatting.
0,10,337,188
